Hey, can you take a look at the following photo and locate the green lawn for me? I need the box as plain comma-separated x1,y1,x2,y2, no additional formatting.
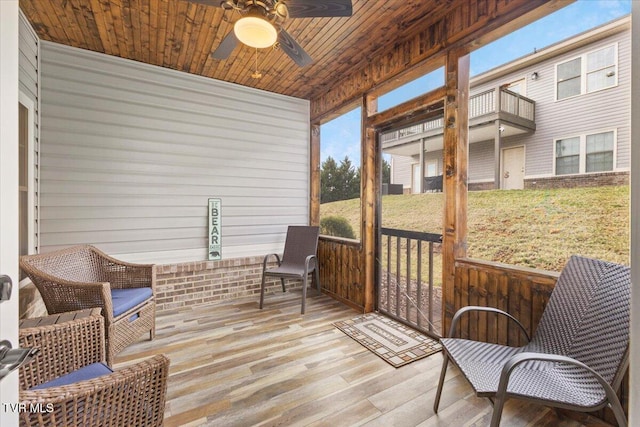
320,185,630,271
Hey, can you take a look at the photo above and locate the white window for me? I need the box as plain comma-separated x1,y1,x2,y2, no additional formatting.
554,130,616,176
556,44,617,101
425,159,438,177
506,78,526,95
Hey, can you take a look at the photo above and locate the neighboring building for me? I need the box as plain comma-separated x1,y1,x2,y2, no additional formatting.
384,16,631,193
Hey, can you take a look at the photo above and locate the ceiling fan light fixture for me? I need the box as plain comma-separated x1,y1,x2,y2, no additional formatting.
234,16,278,49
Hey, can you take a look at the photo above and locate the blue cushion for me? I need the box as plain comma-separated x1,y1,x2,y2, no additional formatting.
111,288,153,317
30,363,113,390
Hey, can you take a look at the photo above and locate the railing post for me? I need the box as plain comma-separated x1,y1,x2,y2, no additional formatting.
396,236,401,316
417,241,423,330
406,237,411,321
429,241,434,333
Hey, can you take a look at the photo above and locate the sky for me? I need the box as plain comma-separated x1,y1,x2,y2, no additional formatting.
319,0,632,167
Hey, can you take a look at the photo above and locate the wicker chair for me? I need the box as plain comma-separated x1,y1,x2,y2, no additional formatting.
433,255,630,426
259,225,320,314
19,309,169,427
20,245,156,365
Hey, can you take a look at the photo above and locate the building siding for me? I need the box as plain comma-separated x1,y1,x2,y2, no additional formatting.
19,11,39,251
391,155,413,189
19,12,38,105
470,22,631,180
39,41,310,264
387,17,631,189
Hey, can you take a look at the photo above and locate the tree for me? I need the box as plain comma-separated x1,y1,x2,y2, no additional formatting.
321,155,360,203
382,158,391,184
320,156,339,203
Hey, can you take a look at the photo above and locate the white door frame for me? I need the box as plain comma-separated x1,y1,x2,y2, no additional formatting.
0,1,21,424
500,145,525,190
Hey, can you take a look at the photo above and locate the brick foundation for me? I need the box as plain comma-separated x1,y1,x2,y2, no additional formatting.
525,171,629,190
155,255,291,313
469,181,495,191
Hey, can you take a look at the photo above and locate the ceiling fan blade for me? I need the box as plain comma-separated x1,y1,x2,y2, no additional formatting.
284,0,352,18
278,29,313,67
211,31,239,60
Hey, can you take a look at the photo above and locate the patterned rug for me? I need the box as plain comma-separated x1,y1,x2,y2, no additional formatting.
334,313,442,368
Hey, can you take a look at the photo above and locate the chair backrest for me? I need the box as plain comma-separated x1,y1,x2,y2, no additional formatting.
281,226,320,267
527,255,630,386
20,245,106,284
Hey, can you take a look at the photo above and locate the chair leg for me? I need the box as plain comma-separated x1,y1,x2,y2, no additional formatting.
301,274,308,314
259,271,267,309
314,267,320,292
433,353,449,413
608,398,628,427
489,390,507,427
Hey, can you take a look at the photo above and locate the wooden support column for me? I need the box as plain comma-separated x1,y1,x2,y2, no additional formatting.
419,138,426,194
362,94,379,312
494,119,502,189
442,48,470,335
310,124,321,226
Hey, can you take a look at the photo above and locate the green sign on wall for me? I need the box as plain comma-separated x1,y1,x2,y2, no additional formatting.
208,198,221,260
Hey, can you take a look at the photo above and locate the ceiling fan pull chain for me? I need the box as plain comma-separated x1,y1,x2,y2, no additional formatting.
252,48,263,79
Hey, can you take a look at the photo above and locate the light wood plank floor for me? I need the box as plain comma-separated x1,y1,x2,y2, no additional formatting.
116,290,598,427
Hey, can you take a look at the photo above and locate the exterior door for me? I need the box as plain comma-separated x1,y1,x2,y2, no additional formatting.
411,163,421,194
501,146,525,190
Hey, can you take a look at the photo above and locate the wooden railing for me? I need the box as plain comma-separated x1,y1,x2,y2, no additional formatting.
317,235,364,311
447,257,559,345
378,228,443,337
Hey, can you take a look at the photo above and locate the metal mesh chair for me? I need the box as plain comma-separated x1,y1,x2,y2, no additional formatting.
20,245,156,365
259,226,320,314
433,255,630,426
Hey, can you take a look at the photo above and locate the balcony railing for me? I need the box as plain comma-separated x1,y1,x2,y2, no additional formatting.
381,87,535,143
378,228,443,337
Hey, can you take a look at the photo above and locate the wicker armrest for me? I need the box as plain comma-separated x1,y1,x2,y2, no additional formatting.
448,305,531,342
19,310,106,390
20,354,170,427
90,246,155,290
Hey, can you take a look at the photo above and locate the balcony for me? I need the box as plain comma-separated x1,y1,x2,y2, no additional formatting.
381,88,536,156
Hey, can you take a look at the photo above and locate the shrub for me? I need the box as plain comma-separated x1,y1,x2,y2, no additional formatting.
320,216,356,239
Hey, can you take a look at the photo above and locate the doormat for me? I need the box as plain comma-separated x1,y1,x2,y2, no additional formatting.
334,313,442,368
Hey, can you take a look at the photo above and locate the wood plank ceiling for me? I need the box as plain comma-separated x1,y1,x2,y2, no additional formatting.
20,0,468,101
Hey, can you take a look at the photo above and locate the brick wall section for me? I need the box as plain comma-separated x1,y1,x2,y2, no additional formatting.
466,172,629,191
525,171,629,190
469,182,495,191
155,255,297,313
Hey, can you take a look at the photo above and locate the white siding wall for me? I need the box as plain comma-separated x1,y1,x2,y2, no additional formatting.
468,140,494,182
19,12,38,104
391,155,413,189
19,12,39,252
39,42,310,264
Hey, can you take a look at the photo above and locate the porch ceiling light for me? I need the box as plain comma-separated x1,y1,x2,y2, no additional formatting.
234,16,278,49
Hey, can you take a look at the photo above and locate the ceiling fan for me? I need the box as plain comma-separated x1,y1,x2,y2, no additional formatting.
190,0,353,67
